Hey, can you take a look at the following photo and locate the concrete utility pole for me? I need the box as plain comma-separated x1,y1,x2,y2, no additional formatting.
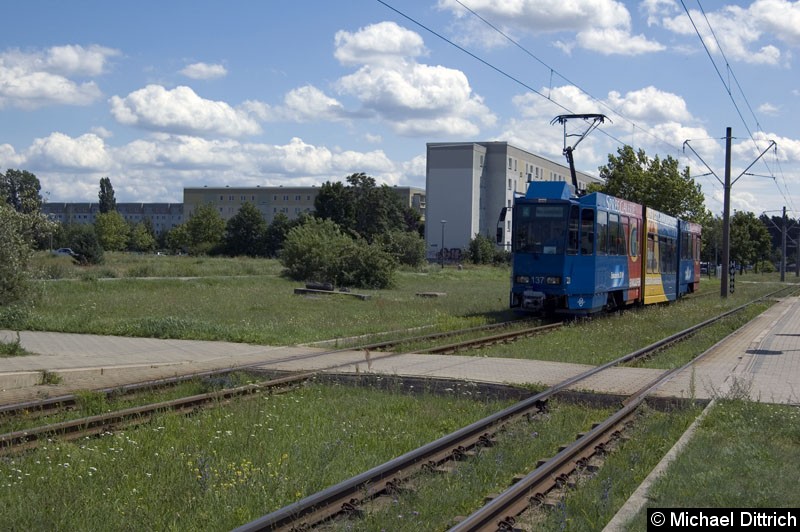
721,128,732,298
782,206,787,283
683,128,776,299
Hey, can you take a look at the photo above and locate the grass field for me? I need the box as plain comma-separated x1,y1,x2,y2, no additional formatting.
6,253,514,345
2,253,798,530
5,253,796,366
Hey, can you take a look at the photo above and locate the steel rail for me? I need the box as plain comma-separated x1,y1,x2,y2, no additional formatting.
233,285,797,531
0,318,544,420
0,322,559,452
0,373,311,455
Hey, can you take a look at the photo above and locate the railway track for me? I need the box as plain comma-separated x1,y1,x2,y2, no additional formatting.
1,286,795,527
0,319,559,453
232,285,798,531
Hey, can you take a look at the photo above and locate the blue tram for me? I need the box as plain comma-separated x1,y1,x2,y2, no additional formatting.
506,181,700,316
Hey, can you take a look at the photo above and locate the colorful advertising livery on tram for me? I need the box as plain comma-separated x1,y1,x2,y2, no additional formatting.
505,181,701,316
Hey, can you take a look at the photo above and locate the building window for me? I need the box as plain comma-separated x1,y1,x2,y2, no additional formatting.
508,157,512,169
508,179,512,190
295,195,301,200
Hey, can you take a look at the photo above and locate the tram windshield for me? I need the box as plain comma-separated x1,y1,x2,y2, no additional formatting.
513,204,568,254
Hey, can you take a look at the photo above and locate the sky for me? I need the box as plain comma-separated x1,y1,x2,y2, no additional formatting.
1,0,799,219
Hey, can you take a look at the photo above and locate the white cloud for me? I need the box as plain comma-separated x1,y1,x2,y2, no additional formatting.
0,143,23,167
606,86,693,124
661,3,791,65
240,85,348,123
24,133,403,202
281,85,348,121
640,0,680,26
732,131,800,163
758,102,780,115
576,28,666,55
26,132,113,171
749,0,800,48
180,62,228,80
109,84,262,137
439,0,664,56
334,21,426,66
331,21,495,137
337,62,495,137
44,45,119,76
0,45,117,109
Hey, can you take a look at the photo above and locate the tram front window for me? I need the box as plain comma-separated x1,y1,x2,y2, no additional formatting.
513,204,567,254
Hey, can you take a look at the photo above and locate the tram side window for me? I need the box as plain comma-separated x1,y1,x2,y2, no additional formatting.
660,236,676,273
580,208,594,255
609,213,623,255
567,205,579,255
597,211,608,255
620,216,629,256
647,234,657,273
681,231,691,260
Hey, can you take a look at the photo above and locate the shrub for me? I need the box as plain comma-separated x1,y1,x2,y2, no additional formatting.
338,239,397,289
68,224,105,265
468,234,496,264
280,218,349,284
377,230,427,268
280,218,396,289
0,204,34,305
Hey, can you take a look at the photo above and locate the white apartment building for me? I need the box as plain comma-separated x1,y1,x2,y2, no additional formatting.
425,141,601,260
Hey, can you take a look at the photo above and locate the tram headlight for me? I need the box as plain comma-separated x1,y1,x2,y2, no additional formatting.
514,275,531,284
545,276,562,285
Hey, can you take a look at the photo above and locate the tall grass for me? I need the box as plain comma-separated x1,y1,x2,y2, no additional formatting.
0,382,514,531
6,262,513,345
622,400,800,530
474,277,794,366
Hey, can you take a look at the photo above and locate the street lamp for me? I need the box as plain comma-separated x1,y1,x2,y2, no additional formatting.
440,220,447,269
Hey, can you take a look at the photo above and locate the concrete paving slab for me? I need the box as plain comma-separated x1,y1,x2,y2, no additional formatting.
2,295,799,406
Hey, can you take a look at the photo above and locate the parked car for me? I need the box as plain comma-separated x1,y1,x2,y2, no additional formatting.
53,248,77,257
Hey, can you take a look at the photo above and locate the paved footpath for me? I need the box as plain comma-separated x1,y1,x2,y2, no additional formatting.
1,295,799,406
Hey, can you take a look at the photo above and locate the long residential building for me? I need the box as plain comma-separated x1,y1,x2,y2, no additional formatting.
182,185,425,224
43,186,426,233
43,203,184,234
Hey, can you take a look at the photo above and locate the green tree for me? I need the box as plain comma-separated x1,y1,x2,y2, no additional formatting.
730,211,771,269
165,224,189,253
98,177,117,213
130,222,157,253
594,146,709,223
701,215,722,265
263,212,294,258
280,218,350,283
1,169,43,215
314,181,354,231
95,211,130,251
314,173,419,242
376,230,427,268
184,203,225,255
0,204,41,305
468,234,497,265
280,217,396,288
62,223,104,265
224,202,267,256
